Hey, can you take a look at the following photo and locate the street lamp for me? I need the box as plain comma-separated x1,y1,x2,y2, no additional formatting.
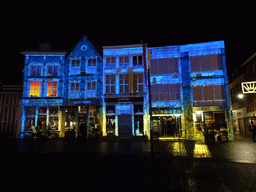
238,94,244,99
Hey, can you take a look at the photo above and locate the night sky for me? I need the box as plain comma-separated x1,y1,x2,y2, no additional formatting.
3,3,255,85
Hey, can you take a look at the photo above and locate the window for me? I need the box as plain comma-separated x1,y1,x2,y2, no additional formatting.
133,56,143,66
29,65,41,76
106,105,115,113
29,81,41,97
119,56,130,68
192,85,225,101
88,58,97,66
69,82,80,98
105,57,116,68
119,74,129,93
119,56,130,63
105,75,116,94
70,59,81,75
133,74,144,93
190,54,223,72
134,105,143,113
87,81,96,98
71,59,81,67
151,58,179,75
151,84,180,101
25,107,36,115
87,81,96,90
47,81,58,97
106,57,116,64
47,65,59,76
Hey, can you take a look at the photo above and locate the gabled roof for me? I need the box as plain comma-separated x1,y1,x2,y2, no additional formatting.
66,35,102,60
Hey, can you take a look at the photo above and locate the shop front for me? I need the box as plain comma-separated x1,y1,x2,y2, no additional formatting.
65,99,102,138
152,107,182,139
21,98,63,138
104,97,146,137
193,107,228,142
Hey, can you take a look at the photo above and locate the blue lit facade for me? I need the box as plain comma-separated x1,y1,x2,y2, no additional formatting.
20,51,66,138
20,38,233,141
64,35,103,138
102,44,150,137
20,35,103,138
103,41,233,140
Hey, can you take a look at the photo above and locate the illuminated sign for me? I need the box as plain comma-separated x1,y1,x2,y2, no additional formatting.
105,97,143,103
241,81,256,94
67,99,101,105
23,98,63,106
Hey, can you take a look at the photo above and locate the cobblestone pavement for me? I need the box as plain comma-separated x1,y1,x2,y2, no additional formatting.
3,135,256,163
2,137,256,191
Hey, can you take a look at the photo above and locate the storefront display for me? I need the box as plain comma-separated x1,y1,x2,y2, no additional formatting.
152,115,181,138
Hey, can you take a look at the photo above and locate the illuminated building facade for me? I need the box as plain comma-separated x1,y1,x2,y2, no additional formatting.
102,44,150,137
229,52,256,136
20,50,66,138
20,36,103,138
103,41,233,140
64,35,103,138
20,37,232,141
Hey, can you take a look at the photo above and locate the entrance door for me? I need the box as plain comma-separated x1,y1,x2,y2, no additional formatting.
78,115,87,137
118,115,132,137
214,113,226,129
238,118,245,135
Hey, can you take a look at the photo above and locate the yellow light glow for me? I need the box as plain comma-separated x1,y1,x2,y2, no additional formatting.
193,144,212,158
172,142,187,156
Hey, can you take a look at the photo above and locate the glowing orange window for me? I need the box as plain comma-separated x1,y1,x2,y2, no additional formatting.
30,81,41,97
47,82,58,97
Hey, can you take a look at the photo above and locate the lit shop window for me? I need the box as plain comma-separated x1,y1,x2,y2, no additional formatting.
29,81,41,97
47,81,58,97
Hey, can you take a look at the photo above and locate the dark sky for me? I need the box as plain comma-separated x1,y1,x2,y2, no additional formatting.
2,3,255,85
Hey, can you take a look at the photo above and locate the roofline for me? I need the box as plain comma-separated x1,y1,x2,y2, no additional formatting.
228,73,245,89
103,44,143,49
241,52,256,67
21,51,66,55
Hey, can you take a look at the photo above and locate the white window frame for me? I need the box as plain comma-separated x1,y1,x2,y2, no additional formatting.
119,74,129,93
46,64,59,76
29,81,41,97
133,55,143,66
29,64,43,76
87,58,97,67
105,75,116,94
69,82,80,98
70,58,81,75
47,81,58,97
86,81,97,98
